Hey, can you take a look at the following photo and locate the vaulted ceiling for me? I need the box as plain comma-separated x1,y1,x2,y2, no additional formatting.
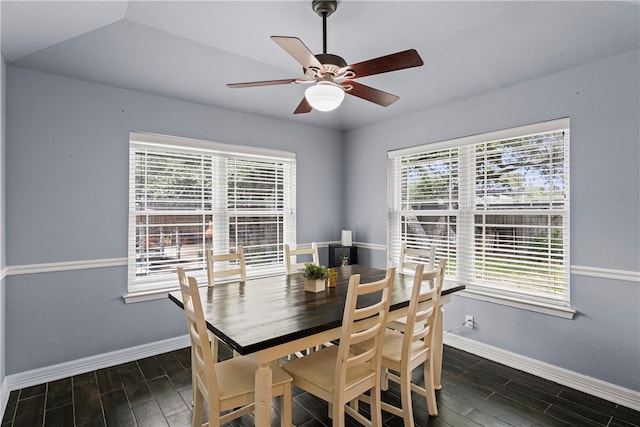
2,1,639,131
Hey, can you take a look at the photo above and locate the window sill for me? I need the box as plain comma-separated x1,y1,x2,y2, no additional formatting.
123,287,177,303
456,288,577,319
123,267,287,304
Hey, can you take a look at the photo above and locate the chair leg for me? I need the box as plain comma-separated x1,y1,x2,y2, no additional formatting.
424,358,438,416
190,347,196,407
280,383,293,427
381,367,389,391
400,366,415,427
207,330,220,362
192,387,205,427
211,337,219,361
331,397,345,427
370,384,383,427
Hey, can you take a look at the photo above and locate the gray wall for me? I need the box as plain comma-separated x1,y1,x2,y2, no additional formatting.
344,50,640,391
1,56,6,393
4,67,343,374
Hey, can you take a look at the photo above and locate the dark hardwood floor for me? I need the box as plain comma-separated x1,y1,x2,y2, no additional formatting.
2,344,639,427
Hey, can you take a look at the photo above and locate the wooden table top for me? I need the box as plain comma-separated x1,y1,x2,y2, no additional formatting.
168,264,465,355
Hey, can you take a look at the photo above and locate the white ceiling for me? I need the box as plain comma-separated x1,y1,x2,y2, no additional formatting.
2,1,639,131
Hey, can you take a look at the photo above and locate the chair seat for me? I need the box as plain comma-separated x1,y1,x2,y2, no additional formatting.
283,343,375,396
386,316,407,332
380,329,429,365
216,356,291,401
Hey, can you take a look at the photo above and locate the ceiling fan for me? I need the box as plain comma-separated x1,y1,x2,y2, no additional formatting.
226,0,424,114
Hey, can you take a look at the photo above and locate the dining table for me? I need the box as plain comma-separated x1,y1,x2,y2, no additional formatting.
168,263,465,427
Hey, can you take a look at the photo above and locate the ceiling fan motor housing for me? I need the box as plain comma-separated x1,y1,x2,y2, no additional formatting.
305,53,347,79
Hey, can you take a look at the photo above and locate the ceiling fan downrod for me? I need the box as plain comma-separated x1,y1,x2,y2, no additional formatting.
312,0,337,55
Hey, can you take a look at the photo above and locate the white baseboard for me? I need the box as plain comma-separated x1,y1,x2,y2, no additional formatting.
1,377,8,424
4,335,190,393
2,333,638,420
443,333,640,411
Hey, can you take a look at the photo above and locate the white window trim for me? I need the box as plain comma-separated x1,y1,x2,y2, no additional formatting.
458,287,576,319
388,118,574,316
390,118,570,157
123,269,287,304
126,131,296,300
130,132,295,161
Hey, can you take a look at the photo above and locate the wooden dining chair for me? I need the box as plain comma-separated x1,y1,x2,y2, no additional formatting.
284,241,325,358
379,259,446,424
284,242,319,274
204,247,246,359
388,242,437,332
282,267,395,427
176,268,293,427
205,246,246,286
399,242,436,275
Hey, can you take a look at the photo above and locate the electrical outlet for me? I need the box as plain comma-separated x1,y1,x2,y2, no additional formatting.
465,315,474,329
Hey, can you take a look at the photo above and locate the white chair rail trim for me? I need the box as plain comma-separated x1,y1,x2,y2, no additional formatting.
571,265,640,283
6,258,128,276
2,255,638,285
1,241,339,279
350,241,386,251
444,334,640,411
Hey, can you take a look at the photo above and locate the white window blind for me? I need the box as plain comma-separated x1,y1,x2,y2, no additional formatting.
388,118,570,307
128,132,296,294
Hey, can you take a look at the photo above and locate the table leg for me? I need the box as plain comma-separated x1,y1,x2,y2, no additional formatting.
255,362,273,427
190,346,196,406
433,306,445,390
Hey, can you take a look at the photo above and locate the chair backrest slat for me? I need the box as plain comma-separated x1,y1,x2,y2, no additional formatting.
399,242,436,276
205,246,246,286
284,242,319,274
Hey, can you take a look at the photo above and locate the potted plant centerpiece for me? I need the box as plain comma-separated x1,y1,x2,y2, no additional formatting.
301,262,329,293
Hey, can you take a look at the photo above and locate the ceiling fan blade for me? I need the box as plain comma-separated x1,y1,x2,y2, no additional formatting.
339,49,424,79
343,81,399,107
227,78,304,88
271,36,324,71
293,97,313,114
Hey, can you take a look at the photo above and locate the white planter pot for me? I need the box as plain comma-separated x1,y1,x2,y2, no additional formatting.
304,279,325,293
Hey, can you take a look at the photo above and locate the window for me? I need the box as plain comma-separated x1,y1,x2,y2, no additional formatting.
388,119,571,311
128,132,296,295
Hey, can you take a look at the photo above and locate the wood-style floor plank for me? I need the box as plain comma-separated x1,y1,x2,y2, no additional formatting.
147,376,190,418
12,394,45,427
46,377,73,410
120,367,155,406
72,372,103,426
102,389,137,427
44,403,74,427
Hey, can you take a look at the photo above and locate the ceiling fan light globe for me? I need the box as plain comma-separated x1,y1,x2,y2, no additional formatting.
305,84,345,112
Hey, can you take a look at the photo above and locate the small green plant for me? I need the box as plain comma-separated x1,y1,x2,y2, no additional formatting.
301,263,329,280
